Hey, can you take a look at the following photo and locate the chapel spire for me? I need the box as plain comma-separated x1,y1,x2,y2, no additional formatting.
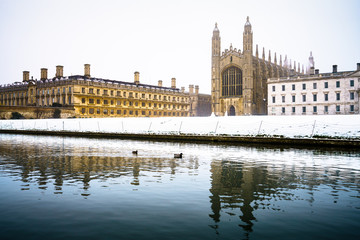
243,16,253,54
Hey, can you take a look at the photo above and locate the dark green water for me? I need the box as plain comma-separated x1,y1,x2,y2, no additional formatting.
0,134,359,240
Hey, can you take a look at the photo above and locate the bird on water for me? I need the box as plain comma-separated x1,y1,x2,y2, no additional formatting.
132,150,138,155
174,153,183,158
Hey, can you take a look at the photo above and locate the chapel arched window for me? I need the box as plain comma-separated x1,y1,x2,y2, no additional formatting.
221,67,242,97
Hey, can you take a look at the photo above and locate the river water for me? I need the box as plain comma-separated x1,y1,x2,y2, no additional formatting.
0,134,359,240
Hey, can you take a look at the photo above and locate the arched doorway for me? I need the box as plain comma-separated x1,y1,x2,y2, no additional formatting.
229,105,235,116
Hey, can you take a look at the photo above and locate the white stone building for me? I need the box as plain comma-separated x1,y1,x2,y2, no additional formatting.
267,64,360,115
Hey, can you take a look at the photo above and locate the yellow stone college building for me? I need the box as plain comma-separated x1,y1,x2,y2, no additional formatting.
0,64,211,119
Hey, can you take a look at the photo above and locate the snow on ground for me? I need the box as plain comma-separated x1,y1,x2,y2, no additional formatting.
0,115,360,139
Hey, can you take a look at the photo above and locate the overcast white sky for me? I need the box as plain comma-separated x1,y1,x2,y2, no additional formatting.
0,0,359,94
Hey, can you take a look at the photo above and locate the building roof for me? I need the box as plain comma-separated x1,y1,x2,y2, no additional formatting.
267,69,359,83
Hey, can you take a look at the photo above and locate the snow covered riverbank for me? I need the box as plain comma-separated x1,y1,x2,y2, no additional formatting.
1,115,360,139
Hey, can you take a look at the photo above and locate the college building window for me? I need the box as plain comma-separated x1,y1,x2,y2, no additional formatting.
82,98,85,104
97,89,100,94
292,84,295,91
104,100,109,105
350,92,355,100
117,110,121,114
324,82,328,88
313,83,317,89
89,108,94,114
302,106,306,113
292,95,295,102
324,93,328,101
282,96,285,103
281,107,285,114
350,105,354,112
97,99,101,104
272,96,275,103
282,85,285,91
302,95,306,102
302,83,306,90
336,81,340,88
272,86,275,92
336,105,340,112
103,109,108,114
313,94,317,102
89,88,94,94
81,108,86,114
313,106,317,113
350,79,354,87
336,93,340,101
292,107,295,113
324,106,328,113
89,99,94,104
82,88,85,93
97,109,100,114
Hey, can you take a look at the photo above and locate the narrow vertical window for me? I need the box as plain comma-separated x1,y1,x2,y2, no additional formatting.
350,92,354,100
350,80,354,87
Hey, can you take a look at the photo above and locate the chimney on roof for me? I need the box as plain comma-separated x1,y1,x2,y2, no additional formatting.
171,78,176,89
181,87,185,93
315,69,319,75
189,84,194,94
56,65,63,78
40,68,48,80
23,71,29,82
84,64,90,78
158,80,163,87
332,65,337,73
134,71,139,84
195,85,199,94
310,67,315,75
357,63,360,71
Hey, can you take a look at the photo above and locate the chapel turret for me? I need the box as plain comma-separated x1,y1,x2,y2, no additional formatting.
211,23,221,114
243,16,253,53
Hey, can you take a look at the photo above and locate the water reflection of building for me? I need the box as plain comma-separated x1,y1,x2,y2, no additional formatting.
0,138,199,195
208,153,357,239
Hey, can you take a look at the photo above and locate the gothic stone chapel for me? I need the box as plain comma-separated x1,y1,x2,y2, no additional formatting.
211,17,301,116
